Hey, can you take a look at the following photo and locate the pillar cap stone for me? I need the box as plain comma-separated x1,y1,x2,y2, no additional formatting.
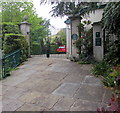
18,16,32,26
19,21,32,25
92,21,101,26
68,14,82,20
23,15,28,21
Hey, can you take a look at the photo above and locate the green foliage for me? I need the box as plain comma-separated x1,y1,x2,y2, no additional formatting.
102,65,120,87
92,62,120,87
78,23,84,36
31,42,41,55
78,58,96,64
102,2,120,36
56,29,66,45
50,35,57,45
2,22,21,50
3,34,28,62
75,38,82,54
1,2,49,43
1,2,35,24
75,40,81,58
110,66,120,86
47,2,98,17
110,66,120,77
91,60,111,76
50,45,59,54
2,22,20,35
75,27,93,62
83,28,93,55
102,76,117,87
31,25,48,43
102,3,120,66
104,40,120,65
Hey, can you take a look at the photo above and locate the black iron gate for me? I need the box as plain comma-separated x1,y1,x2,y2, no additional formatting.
31,38,66,58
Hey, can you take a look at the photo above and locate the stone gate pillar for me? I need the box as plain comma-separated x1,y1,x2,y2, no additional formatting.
64,18,71,58
93,22,104,61
70,16,81,59
19,16,31,58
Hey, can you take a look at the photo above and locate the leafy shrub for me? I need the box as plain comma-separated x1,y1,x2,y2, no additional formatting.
3,34,28,62
31,42,42,55
2,22,20,35
1,22,21,50
102,76,117,87
50,44,59,54
75,28,93,62
93,64,120,87
75,38,82,54
92,60,111,76
104,40,120,65
110,66,120,87
78,58,96,64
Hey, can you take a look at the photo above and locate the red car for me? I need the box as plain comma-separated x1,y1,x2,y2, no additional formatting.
57,45,66,53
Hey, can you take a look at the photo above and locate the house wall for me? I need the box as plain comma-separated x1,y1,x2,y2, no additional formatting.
82,8,104,30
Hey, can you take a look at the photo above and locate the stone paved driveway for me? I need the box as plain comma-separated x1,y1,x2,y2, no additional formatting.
1,55,113,111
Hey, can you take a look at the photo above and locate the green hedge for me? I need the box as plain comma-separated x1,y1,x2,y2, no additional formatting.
91,60,112,77
2,22,20,35
31,42,42,55
50,45,59,54
3,34,28,62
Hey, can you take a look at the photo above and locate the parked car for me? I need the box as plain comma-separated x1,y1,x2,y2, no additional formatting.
57,45,66,53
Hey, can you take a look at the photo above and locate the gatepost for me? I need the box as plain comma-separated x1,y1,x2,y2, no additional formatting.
19,16,31,58
92,21,104,61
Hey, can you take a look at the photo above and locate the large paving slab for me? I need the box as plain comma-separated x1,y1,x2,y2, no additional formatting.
1,55,113,111
2,97,24,111
51,97,76,111
82,75,103,86
3,86,28,100
74,84,105,103
16,103,44,111
61,74,85,83
70,99,101,111
52,83,80,97
32,79,61,94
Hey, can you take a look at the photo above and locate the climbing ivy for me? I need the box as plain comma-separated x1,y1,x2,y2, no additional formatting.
102,2,120,36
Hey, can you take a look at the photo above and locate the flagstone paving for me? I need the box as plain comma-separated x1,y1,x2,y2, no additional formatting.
1,55,113,111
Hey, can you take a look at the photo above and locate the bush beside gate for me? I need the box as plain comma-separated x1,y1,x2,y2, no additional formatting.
3,34,28,62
